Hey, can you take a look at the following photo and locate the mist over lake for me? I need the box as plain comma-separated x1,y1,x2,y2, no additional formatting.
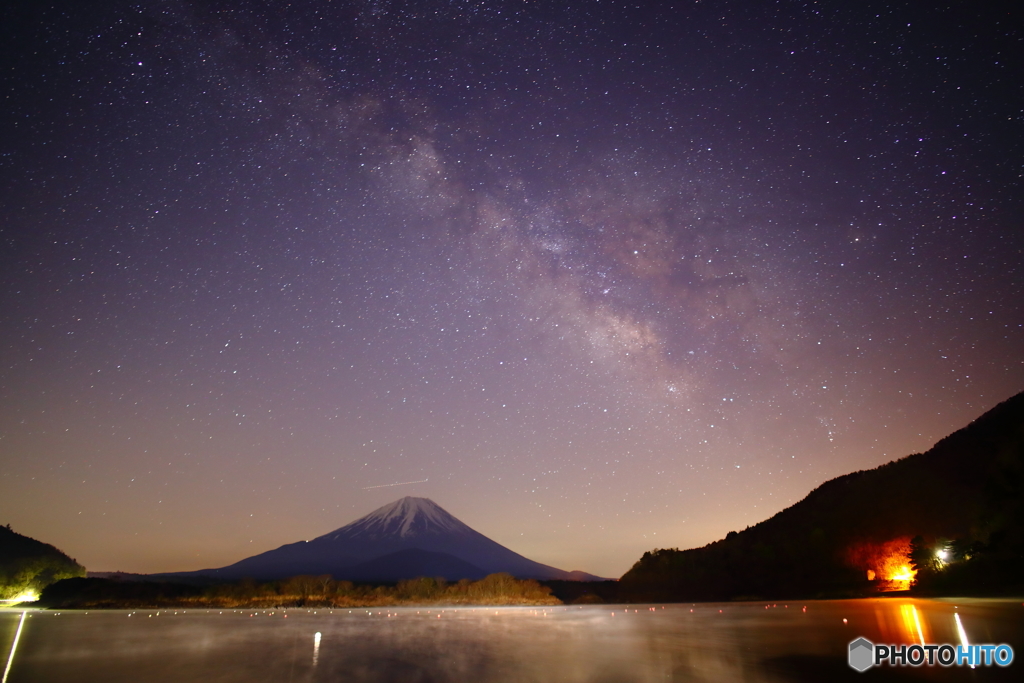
3,599,1021,682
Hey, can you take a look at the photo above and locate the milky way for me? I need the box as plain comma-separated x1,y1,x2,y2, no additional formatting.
2,0,1021,576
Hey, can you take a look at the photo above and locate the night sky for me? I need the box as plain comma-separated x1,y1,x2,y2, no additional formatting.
2,0,1021,578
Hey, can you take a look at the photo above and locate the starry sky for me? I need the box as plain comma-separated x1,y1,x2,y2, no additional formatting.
1,0,1021,579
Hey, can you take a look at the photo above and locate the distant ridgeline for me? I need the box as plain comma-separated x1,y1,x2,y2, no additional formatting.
621,391,1024,601
0,525,86,600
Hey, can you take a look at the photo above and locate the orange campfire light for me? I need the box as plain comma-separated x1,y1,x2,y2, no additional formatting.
847,537,917,592
887,564,916,591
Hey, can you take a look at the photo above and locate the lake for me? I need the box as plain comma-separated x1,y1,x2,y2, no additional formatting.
2,598,1022,681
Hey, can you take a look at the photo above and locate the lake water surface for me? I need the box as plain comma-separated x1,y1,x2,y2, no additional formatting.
2,598,1022,682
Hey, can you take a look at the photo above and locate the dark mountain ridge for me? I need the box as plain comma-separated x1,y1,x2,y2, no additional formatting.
621,391,1024,600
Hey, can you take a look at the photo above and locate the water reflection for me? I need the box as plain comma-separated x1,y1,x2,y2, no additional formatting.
1,611,26,683
953,613,976,670
1,599,1020,682
872,603,931,645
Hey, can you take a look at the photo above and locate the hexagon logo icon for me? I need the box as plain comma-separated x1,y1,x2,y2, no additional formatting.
848,637,874,672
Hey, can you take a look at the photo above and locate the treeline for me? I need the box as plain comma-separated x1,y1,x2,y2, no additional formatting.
541,580,622,605
619,528,1024,603
909,534,1024,597
1,524,86,600
39,572,560,609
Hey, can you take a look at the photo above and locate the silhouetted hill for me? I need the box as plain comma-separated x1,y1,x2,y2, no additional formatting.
0,525,86,600
621,391,1024,601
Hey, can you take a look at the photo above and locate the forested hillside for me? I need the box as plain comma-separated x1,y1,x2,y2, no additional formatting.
0,525,86,600
621,392,1024,601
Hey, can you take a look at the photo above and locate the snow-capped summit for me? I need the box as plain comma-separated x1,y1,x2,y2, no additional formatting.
162,497,608,582
324,497,470,540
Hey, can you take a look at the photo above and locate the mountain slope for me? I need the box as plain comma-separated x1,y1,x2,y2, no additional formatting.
343,548,488,582
621,391,1024,600
167,497,603,581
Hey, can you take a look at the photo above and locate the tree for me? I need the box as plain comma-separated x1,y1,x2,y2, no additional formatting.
284,575,321,603
909,535,939,587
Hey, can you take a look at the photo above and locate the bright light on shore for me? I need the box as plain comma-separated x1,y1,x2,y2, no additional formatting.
1,590,39,605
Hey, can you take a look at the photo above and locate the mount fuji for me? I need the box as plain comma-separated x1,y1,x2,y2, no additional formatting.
163,497,605,582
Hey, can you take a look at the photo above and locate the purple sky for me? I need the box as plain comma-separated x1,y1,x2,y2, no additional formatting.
2,0,1021,578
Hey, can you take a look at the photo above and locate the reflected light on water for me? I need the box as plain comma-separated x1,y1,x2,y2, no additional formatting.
954,613,975,669
900,604,927,645
873,602,931,645
2,611,27,683
5,600,1020,682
